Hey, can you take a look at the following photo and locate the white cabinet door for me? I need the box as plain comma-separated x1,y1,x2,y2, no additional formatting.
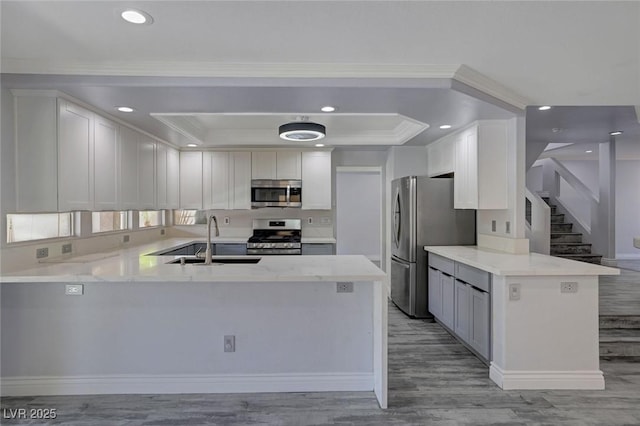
204,151,230,210
231,151,252,209
58,100,94,211
427,138,455,177
469,287,491,360
179,151,203,209
251,151,277,179
454,280,471,343
119,126,139,210
156,143,179,209
14,95,58,212
137,135,156,209
454,128,477,209
276,151,302,179
441,273,455,330
166,147,180,209
428,267,442,319
94,117,119,210
302,151,331,209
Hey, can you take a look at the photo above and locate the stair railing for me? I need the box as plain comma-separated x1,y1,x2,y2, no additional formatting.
540,157,599,248
525,187,550,254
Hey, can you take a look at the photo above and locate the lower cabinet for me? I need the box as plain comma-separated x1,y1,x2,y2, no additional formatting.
215,243,247,256
301,243,335,255
428,252,491,362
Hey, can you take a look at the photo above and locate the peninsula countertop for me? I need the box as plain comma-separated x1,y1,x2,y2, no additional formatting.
424,245,620,276
1,238,383,283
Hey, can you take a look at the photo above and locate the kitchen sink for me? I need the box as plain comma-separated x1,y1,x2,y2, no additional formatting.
168,257,261,265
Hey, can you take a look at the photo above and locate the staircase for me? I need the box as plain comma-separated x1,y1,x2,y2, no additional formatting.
542,197,603,264
600,315,640,359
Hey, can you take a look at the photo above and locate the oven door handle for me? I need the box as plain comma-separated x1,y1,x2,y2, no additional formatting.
286,185,291,205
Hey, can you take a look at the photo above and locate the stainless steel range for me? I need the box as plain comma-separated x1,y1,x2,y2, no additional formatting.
246,219,302,255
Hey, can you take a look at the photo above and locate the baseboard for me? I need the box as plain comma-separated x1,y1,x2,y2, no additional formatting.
615,254,640,260
0,372,374,397
489,364,604,390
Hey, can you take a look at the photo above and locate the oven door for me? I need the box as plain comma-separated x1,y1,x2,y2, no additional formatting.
251,180,302,208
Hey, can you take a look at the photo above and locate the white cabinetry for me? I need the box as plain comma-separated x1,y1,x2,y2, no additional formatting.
137,135,156,210
156,143,180,209
230,152,252,210
454,122,508,209
13,94,58,212
58,100,94,211
94,116,119,211
251,151,301,180
302,151,332,210
454,280,471,342
119,125,139,210
179,151,203,209
426,138,455,177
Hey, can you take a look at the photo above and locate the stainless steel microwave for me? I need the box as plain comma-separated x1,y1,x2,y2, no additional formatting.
251,179,302,208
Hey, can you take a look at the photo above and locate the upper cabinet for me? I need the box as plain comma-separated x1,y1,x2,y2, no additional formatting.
302,151,332,210
426,137,455,178
251,151,301,180
454,122,508,210
179,151,203,209
157,143,179,210
119,125,140,210
203,151,252,210
14,94,59,212
93,116,119,211
137,134,156,210
57,100,95,211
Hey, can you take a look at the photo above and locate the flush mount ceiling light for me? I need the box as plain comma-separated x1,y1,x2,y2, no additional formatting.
439,124,452,129
116,106,135,112
121,9,153,24
538,106,552,111
609,130,623,136
279,122,326,141
315,143,325,147
321,106,336,112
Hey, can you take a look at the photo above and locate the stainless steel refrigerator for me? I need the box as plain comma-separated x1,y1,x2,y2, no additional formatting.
391,176,476,318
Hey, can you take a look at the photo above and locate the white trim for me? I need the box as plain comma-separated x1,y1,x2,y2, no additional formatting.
0,373,374,397
489,364,604,390
615,254,640,260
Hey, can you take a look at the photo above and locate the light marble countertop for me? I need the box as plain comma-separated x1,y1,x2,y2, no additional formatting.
424,245,620,276
301,237,337,244
1,238,383,283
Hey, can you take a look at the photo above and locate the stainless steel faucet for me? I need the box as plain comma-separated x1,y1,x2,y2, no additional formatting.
204,214,219,265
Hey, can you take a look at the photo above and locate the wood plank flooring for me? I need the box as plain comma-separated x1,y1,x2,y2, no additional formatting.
3,298,640,425
600,262,640,316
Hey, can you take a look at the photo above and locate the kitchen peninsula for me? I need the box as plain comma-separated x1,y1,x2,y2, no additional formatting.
0,239,388,408
425,245,619,391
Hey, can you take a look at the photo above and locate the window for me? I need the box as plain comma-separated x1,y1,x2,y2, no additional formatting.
92,211,128,234
7,213,74,243
139,210,164,228
174,210,198,225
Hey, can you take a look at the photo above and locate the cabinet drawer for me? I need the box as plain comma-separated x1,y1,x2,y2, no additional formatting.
455,262,490,293
428,252,454,275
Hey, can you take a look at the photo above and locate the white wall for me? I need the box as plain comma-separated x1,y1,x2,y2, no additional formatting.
616,160,640,258
526,165,543,193
1,86,17,247
560,160,599,193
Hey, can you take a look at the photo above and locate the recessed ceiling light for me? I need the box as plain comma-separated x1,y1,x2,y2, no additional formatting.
315,143,325,147
585,150,593,153
439,125,452,130
186,143,198,148
538,106,552,111
116,106,134,113
609,131,623,136
552,128,563,133
320,106,336,112
121,9,153,25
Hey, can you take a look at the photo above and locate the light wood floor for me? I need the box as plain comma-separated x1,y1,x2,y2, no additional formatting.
600,260,640,316
2,295,640,425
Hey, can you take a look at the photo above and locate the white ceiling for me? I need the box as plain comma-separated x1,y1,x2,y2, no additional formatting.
1,1,639,150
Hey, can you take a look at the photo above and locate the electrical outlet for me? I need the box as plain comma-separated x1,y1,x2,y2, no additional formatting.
320,217,331,225
491,220,497,232
160,229,165,235
505,221,511,234
224,335,235,352
307,217,313,225
65,284,83,296
509,283,521,301
36,247,48,259
337,282,354,293
224,217,230,225
561,282,578,293
123,234,130,243
62,243,72,254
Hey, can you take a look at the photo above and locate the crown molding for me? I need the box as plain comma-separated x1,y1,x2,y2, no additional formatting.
452,65,531,111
